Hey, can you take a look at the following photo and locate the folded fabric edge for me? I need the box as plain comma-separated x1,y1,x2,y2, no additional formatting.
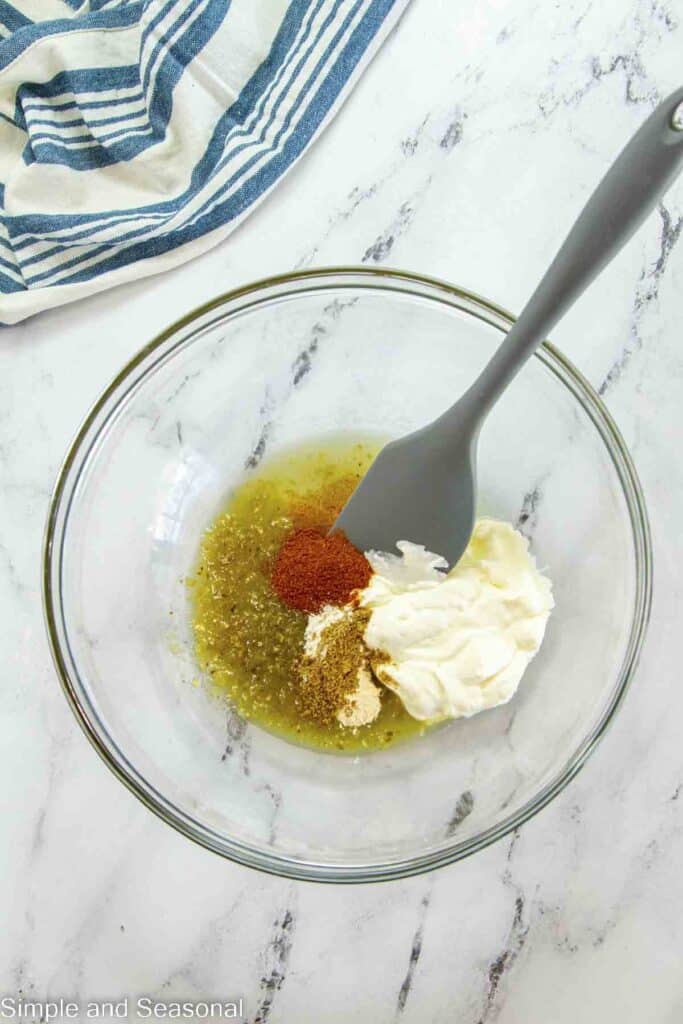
0,0,411,326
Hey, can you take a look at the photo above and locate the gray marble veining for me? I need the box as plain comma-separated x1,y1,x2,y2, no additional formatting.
2,0,683,1020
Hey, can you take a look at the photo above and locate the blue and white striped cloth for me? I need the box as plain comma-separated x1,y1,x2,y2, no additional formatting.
0,0,409,323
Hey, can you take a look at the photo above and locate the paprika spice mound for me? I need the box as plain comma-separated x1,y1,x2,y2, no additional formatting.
271,528,372,613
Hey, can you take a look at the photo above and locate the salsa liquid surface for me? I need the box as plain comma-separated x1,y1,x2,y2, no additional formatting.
187,437,427,753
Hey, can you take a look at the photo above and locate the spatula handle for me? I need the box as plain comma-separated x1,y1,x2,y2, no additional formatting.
462,86,683,419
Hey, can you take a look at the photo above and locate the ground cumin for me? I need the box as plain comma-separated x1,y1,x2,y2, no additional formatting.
271,528,372,613
296,607,374,725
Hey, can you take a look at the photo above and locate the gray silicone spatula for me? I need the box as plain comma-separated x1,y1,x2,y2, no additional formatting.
334,86,683,565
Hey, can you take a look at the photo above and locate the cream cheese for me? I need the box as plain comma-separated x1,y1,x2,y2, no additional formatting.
361,519,553,722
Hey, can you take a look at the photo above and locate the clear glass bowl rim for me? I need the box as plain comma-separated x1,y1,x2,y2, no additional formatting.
42,267,653,883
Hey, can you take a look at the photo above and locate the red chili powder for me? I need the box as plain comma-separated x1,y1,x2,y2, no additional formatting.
271,528,372,613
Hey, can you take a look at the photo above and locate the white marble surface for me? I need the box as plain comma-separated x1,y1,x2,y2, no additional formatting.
2,0,682,1019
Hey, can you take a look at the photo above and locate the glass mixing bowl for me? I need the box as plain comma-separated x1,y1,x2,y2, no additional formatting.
43,269,651,882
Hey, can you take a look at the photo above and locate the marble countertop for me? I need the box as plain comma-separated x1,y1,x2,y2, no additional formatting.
2,1,682,1020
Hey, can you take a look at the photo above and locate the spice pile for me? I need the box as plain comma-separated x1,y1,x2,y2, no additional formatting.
299,606,378,727
271,527,383,729
271,528,372,613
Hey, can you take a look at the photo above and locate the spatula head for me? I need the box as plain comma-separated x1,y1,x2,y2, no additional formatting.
332,427,477,568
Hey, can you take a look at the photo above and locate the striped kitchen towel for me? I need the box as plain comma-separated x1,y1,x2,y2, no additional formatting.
0,0,409,324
